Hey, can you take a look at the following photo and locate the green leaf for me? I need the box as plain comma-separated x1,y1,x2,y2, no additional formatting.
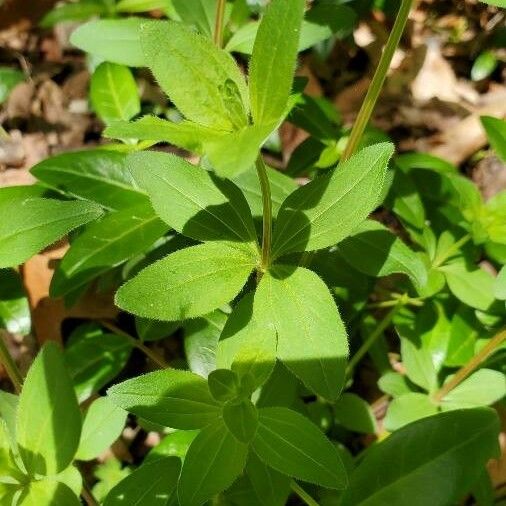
31,150,147,210
75,397,127,461
146,430,199,463
204,123,274,178
208,369,240,402
0,194,102,269
244,453,291,506
255,266,348,401
334,393,377,434
378,371,412,397
51,203,168,297
104,456,180,506
384,393,438,431
40,0,109,27
18,481,80,506
495,266,506,300
137,317,180,343
341,408,500,506
90,62,140,125
17,342,81,475
226,5,356,55
471,51,497,81
338,219,427,289
115,242,256,321
252,407,347,489
478,0,506,6
0,269,30,335
445,305,479,367
440,369,506,410
272,143,394,257
104,116,221,152
171,0,217,37
217,292,277,390
249,0,305,126
65,324,132,402
440,261,496,311
400,333,438,393
141,20,249,131
128,151,257,247
70,18,148,67
107,368,221,429
0,67,24,104
116,0,169,12
184,310,226,377
223,399,258,443
0,390,18,453
178,419,248,506
481,115,506,162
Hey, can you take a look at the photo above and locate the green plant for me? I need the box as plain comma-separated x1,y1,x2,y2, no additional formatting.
1,0,505,505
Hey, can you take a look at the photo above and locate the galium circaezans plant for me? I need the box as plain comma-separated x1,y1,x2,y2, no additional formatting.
0,0,505,504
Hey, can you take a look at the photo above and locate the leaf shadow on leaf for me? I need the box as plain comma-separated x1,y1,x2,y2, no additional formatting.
180,175,258,244
340,229,396,275
271,172,333,257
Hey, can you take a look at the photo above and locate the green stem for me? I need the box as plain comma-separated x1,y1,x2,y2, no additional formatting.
433,328,506,403
341,0,413,160
346,304,401,378
213,0,227,48
290,480,320,506
432,233,472,268
255,155,273,273
100,321,169,369
0,330,23,393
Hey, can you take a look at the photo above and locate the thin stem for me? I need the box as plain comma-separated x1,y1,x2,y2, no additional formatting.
81,483,99,506
432,233,472,268
433,328,506,403
290,480,320,506
346,304,401,378
255,155,273,273
0,330,23,393
213,0,227,48
341,0,413,161
100,321,169,369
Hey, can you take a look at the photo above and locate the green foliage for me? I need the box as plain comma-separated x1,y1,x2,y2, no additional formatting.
115,242,257,320
107,368,221,429
249,0,305,126
271,143,394,257
71,18,149,67
0,67,24,104
0,190,103,268
178,419,248,506
252,407,347,489
16,343,81,476
342,409,500,506
75,397,127,461
90,62,140,124
1,1,505,504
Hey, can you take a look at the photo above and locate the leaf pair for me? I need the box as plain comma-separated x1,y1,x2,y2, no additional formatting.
108,367,348,506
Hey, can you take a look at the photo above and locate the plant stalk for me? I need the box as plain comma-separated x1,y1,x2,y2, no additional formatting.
346,304,401,378
432,233,472,268
341,0,413,160
0,330,23,393
100,320,169,369
255,155,273,273
213,0,227,48
290,480,320,506
433,328,506,403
